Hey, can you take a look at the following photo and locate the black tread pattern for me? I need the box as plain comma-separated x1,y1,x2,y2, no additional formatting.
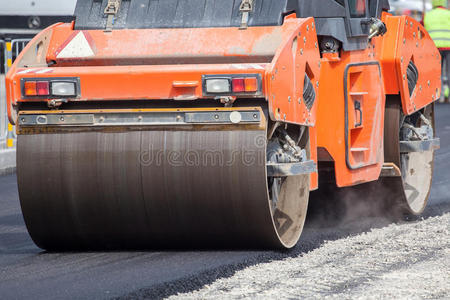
407,61,419,97
74,0,296,30
303,74,316,110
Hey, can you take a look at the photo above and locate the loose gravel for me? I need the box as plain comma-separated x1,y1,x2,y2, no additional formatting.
169,213,450,299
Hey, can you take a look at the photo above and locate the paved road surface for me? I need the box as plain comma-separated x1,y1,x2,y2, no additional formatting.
0,104,449,299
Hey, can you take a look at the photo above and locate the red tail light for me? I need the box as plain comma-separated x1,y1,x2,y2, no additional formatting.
36,81,50,96
232,78,245,93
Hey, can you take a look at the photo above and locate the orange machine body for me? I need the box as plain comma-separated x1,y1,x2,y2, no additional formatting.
5,13,440,190
315,13,440,187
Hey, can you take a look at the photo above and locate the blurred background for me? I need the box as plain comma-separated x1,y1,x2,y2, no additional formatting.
390,0,432,20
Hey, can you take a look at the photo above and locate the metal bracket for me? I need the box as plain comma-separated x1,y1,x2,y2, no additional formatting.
239,0,254,30
18,110,262,127
267,160,317,177
104,0,121,32
367,18,387,40
380,163,402,177
399,138,440,153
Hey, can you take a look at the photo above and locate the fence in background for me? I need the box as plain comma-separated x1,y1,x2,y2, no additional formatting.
0,38,32,149
10,39,31,61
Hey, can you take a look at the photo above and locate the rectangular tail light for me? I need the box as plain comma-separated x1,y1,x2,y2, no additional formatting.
21,78,79,99
203,74,261,96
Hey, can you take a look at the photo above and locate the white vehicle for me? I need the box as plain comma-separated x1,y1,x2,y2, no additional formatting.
0,0,76,36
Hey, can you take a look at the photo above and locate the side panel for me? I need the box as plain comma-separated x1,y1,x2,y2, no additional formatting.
265,17,321,190
316,48,386,188
316,13,441,188
378,14,441,115
266,18,321,126
344,63,385,171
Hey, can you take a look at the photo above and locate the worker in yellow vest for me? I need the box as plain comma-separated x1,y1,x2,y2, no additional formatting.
424,0,450,102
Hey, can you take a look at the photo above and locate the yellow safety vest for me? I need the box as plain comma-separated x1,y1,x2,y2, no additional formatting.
424,7,450,49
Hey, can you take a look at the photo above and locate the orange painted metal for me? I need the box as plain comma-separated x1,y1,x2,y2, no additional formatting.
48,23,278,66
264,18,321,190
5,12,440,191
9,64,267,102
266,18,320,127
378,13,441,114
6,18,321,190
314,14,439,188
316,46,385,187
7,19,320,121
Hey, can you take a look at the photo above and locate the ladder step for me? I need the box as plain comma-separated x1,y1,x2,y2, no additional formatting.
350,147,369,152
380,163,402,177
350,92,369,96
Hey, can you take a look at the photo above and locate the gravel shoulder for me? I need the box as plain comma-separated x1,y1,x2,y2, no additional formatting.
170,213,450,299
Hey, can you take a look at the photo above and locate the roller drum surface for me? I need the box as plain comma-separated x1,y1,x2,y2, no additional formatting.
17,126,307,250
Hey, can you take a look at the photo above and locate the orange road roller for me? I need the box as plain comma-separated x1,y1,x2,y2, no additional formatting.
6,0,441,250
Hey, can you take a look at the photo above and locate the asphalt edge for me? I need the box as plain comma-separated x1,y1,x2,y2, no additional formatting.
0,148,16,176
